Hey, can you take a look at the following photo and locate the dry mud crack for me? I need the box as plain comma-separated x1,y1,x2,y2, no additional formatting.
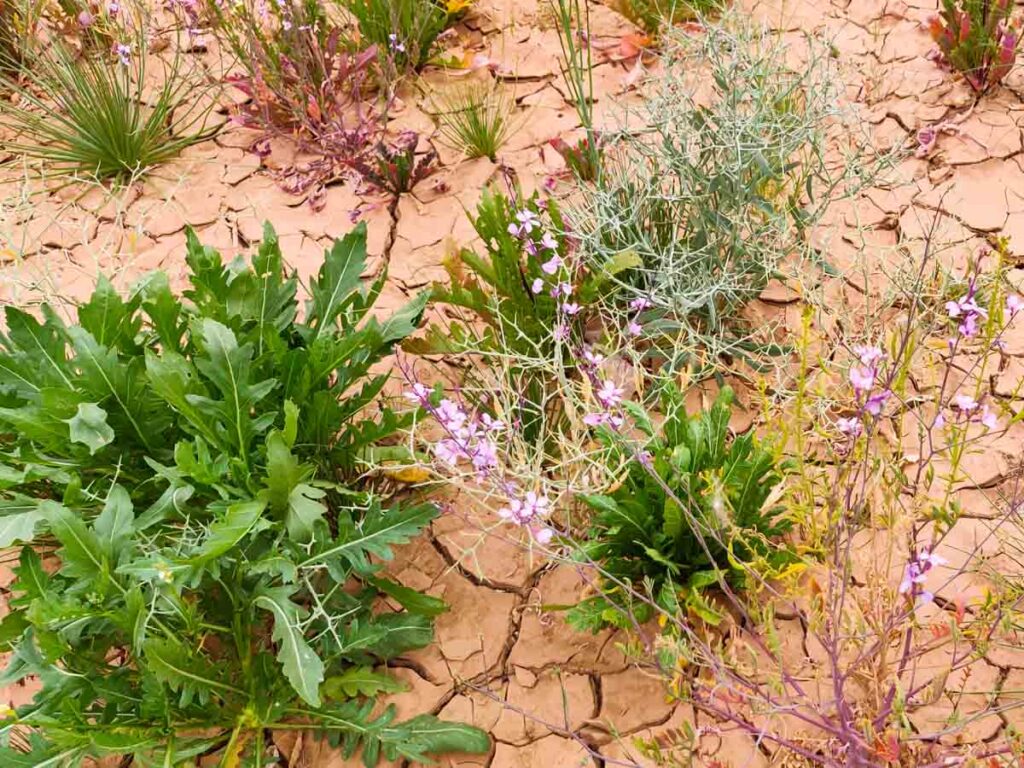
6,0,1024,763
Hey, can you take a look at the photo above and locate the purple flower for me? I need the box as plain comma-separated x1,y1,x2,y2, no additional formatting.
853,344,884,366
627,320,642,337
864,389,891,416
114,43,132,66
434,438,464,465
532,526,554,545
508,209,540,237
108,1,120,14
470,438,498,470
947,294,988,338
980,404,999,430
540,231,558,251
480,414,502,431
899,547,946,598
953,394,978,412
1007,295,1023,317
629,296,652,312
541,255,563,275
596,380,624,408
849,366,875,394
837,416,862,436
561,302,581,315
388,33,406,53
583,411,624,428
436,398,468,431
554,323,570,341
582,347,605,367
499,490,550,525
405,382,432,406
531,278,544,294
78,9,94,26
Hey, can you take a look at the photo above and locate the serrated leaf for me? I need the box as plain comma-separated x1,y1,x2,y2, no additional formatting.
302,502,438,573
382,715,490,763
254,587,324,706
190,319,277,457
367,577,447,617
11,546,51,605
378,290,429,343
188,500,265,564
144,638,237,707
0,610,29,650
337,613,434,661
64,402,115,455
0,739,83,768
322,667,407,699
306,222,368,340
2,306,72,392
68,326,165,453
94,484,134,563
41,500,104,580
145,350,220,448
260,432,326,543
77,275,135,349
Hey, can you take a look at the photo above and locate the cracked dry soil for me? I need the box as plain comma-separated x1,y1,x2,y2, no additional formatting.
7,0,1024,764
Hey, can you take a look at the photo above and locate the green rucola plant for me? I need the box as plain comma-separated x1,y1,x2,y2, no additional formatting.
0,223,490,766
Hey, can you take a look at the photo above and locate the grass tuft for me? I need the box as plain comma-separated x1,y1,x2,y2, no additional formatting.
429,78,516,161
0,34,216,182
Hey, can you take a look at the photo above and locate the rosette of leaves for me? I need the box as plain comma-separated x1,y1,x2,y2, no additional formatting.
0,224,490,766
568,385,797,630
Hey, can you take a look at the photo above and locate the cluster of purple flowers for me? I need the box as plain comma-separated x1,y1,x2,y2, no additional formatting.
498,490,553,544
626,296,650,337
838,343,891,438
899,547,947,606
405,382,554,544
508,208,581,336
575,346,628,429
405,384,502,474
945,284,988,339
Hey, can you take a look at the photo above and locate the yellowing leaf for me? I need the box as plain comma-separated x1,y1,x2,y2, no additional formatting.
446,0,472,14
384,466,433,484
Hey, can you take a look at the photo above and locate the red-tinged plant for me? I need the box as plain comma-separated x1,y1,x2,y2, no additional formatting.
547,135,603,182
351,130,439,197
219,13,381,154
212,0,387,198
929,0,1019,93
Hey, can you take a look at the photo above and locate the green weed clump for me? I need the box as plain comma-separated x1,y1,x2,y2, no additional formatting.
0,34,214,181
929,0,1019,92
0,224,489,766
610,0,720,36
570,21,870,374
568,385,795,630
345,0,466,71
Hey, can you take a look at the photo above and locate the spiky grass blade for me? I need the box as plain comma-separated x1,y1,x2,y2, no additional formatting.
0,34,218,181
429,78,515,161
